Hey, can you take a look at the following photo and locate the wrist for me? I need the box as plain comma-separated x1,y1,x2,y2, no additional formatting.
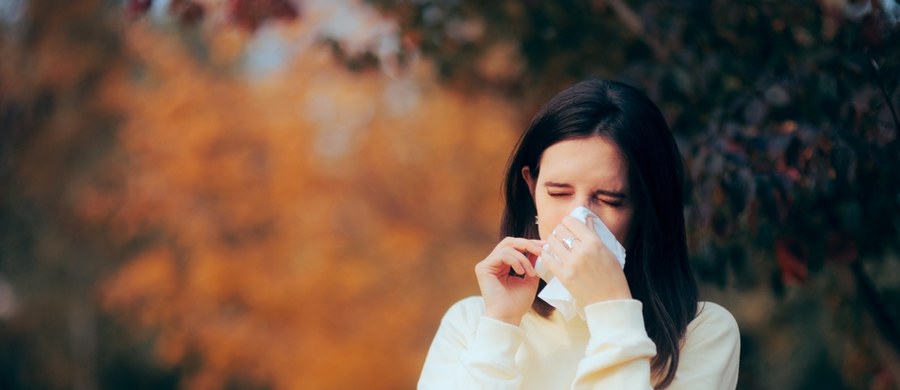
484,310,524,326
578,286,632,307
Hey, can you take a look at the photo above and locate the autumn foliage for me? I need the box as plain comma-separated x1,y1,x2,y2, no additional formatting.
99,27,518,388
3,0,516,388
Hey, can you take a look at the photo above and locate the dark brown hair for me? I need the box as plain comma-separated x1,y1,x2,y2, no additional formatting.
500,79,698,388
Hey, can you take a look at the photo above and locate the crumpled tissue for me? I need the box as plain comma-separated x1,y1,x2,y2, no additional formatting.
533,206,627,321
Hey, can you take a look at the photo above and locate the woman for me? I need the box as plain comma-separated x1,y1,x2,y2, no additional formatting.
418,80,740,389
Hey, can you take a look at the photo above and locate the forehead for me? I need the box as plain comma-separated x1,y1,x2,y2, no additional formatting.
538,136,628,186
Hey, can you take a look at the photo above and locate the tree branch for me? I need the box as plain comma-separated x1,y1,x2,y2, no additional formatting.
851,261,900,383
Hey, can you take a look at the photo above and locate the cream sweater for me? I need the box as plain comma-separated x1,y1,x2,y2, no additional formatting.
419,297,740,389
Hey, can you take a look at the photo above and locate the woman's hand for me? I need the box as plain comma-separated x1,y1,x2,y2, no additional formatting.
475,237,544,326
543,215,632,306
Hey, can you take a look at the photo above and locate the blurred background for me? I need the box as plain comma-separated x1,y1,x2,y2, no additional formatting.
0,0,898,389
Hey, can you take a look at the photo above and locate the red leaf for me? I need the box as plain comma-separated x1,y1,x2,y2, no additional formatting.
126,0,153,19
229,0,300,31
775,237,808,285
825,233,858,264
170,0,205,26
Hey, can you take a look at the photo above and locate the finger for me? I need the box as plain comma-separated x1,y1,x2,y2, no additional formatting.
551,224,574,240
561,215,598,242
504,247,537,277
547,234,571,261
497,247,538,277
524,251,539,266
479,245,526,270
501,249,527,275
486,239,544,277
541,242,564,275
552,224,580,250
521,239,546,257
540,243,553,263
501,237,546,257
516,242,546,262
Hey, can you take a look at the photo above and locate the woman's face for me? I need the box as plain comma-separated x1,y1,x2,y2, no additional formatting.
523,136,635,247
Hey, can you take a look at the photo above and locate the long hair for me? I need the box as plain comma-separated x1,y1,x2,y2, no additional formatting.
500,79,698,388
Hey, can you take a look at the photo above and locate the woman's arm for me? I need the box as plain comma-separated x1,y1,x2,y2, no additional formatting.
572,300,740,390
571,299,657,390
418,297,524,390
420,236,542,389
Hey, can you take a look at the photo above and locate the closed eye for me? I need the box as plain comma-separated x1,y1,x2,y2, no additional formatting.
544,182,574,197
600,198,626,207
594,192,628,207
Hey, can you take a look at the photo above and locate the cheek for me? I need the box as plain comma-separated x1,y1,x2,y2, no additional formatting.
616,209,635,245
595,207,634,245
534,195,567,240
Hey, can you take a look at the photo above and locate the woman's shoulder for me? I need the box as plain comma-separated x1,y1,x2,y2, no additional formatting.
695,301,738,323
440,296,487,325
687,301,740,341
675,302,741,387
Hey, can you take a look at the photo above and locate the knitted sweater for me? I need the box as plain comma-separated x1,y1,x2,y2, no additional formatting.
419,297,740,389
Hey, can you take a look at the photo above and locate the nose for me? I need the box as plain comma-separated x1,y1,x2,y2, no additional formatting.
568,196,591,212
573,196,592,210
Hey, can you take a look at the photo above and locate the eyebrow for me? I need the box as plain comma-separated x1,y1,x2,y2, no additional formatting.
544,182,628,199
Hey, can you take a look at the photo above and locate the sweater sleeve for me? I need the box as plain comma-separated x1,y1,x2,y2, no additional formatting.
571,299,657,390
418,297,524,390
669,302,740,390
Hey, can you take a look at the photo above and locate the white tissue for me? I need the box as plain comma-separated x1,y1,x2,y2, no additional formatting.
534,206,626,320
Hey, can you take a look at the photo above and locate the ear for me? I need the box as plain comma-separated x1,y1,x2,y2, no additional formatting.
521,166,536,198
